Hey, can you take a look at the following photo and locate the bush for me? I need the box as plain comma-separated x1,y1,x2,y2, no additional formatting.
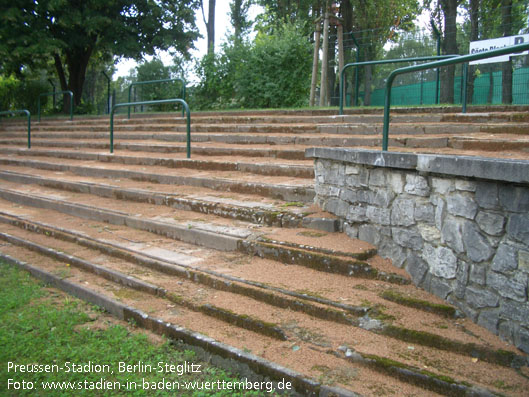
191,22,312,110
236,23,312,108
0,75,50,114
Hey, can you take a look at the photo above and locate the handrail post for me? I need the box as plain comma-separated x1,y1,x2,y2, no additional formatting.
339,67,345,115
382,74,395,151
127,78,186,119
462,63,468,114
48,79,56,108
0,109,31,148
111,98,191,157
127,85,133,119
339,55,457,115
110,107,115,154
184,101,191,158
181,83,186,117
382,42,529,152
38,90,74,121
67,91,73,121
26,110,31,148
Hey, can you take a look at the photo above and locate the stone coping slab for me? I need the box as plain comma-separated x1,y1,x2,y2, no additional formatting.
306,148,529,185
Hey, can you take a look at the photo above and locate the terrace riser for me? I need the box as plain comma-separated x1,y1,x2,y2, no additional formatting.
0,148,314,178
1,214,525,396
1,108,528,396
6,122,528,136
0,134,448,148
0,141,308,158
0,170,307,228
0,158,315,202
3,135,529,153
0,187,408,283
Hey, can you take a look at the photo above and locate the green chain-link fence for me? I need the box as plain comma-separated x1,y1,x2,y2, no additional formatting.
328,2,529,108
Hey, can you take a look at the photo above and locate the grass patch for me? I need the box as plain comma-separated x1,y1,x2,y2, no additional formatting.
0,262,272,396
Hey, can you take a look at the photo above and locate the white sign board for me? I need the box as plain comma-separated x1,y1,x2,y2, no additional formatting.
469,34,529,65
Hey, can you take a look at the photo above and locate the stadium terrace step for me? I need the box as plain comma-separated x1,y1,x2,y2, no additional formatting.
0,157,315,202
0,107,528,396
0,148,314,178
1,202,527,395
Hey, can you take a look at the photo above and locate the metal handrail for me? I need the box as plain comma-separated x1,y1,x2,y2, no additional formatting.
111,98,191,157
339,55,458,115
0,110,31,149
38,90,74,122
127,78,186,118
382,42,529,151
102,72,111,114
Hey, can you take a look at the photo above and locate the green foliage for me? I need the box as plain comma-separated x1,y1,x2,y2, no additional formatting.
192,23,312,110
0,75,18,111
0,0,199,108
0,263,268,396
191,41,249,109
0,75,50,114
255,0,315,35
239,24,312,108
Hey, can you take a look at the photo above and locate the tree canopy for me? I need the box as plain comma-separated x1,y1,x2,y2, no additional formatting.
0,0,199,106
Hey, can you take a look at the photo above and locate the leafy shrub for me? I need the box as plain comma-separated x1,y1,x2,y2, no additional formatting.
191,22,312,110
0,75,50,114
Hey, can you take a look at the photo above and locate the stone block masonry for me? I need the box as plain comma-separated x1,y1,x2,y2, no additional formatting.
306,148,529,354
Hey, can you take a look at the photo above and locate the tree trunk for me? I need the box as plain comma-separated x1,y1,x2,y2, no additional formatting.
66,47,93,109
203,0,216,55
440,0,459,104
327,25,337,106
232,0,243,41
501,0,513,104
54,54,70,113
467,0,480,104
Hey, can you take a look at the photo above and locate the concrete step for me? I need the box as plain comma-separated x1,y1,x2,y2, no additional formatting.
1,107,528,395
0,132,452,148
0,148,314,178
0,184,401,280
0,156,315,202
6,119,529,137
319,122,529,135
4,131,529,155
0,140,309,158
0,168,313,228
1,206,527,396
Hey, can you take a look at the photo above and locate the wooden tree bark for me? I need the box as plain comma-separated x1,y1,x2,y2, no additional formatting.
310,23,321,106
467,0,480,104
501,0,513,104
202,0,216,55
319,9,330,106
439,0,460,104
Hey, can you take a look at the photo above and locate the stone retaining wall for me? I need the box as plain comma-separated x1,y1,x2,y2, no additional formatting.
306,148,529,353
